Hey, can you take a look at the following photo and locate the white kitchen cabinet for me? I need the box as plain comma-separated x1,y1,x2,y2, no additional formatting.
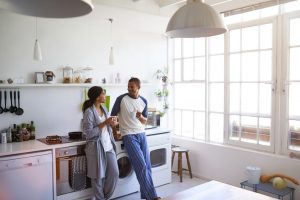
0,150,53,200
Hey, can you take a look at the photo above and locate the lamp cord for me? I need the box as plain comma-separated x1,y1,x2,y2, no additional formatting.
35,17,38,41
109,18,113,45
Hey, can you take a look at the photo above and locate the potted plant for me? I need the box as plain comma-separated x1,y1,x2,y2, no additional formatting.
154,67,168,84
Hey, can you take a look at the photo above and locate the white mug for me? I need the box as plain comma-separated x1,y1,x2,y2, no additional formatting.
1,133,7,143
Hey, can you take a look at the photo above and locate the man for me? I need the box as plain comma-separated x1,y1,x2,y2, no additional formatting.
111,77,161,200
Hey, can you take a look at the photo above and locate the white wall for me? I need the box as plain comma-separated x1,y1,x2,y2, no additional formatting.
172,137,300,199
0,5,169,136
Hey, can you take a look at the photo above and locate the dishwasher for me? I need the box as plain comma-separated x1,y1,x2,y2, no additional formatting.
0,150,53,200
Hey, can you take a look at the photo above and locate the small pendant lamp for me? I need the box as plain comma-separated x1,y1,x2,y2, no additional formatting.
33,17,42,61
166,0,227,38
108,18,114,65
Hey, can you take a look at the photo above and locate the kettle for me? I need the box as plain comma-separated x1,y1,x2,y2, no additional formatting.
246,166,261,184
45,71,55,83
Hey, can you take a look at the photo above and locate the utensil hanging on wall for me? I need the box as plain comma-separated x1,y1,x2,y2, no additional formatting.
0,90,3,114
15,91,24,115
13,91,17,113
4,90,9,112
9,91,14,113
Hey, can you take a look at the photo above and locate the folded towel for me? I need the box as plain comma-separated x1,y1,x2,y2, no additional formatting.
69,155,87,191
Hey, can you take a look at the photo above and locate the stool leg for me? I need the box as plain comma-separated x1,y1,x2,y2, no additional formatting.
178,152,182,182
185,152,193,179
171,152,175,170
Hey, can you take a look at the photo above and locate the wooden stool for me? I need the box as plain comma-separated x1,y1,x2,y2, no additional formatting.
171,147,192,182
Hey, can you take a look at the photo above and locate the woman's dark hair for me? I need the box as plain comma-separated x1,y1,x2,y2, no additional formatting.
82,86,103,112
128,77,141,89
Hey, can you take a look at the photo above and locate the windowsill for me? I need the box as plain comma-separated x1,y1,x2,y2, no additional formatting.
171,135,291,159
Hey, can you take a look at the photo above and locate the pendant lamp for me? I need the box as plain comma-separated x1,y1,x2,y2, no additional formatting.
0,0,93,18
33,18,42,61
109,18,114,65
166,0,227,38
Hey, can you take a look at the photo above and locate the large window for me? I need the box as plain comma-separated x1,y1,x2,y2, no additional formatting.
285,13,300,152
173,35,224,143
172,1,300,153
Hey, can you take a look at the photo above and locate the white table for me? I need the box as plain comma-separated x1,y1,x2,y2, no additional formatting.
163,180,277,200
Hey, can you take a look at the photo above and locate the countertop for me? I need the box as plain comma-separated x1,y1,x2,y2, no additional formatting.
0,127,171,157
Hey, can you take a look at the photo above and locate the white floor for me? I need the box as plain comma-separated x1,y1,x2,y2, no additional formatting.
112,173,207,200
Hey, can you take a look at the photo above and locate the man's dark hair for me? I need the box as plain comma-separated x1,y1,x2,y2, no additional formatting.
128,77,141,89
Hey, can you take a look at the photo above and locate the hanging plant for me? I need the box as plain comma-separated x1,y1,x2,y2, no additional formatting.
154,67,168,83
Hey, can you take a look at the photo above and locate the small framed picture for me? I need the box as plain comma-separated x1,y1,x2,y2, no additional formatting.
35,72,45,83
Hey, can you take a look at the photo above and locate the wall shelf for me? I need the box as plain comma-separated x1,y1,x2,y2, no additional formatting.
0,83,130,88
0,82,152,89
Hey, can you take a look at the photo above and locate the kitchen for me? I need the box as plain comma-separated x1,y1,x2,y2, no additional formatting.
1,0,300,200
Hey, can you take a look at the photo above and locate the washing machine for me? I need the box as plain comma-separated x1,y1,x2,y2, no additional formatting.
110,140,139,199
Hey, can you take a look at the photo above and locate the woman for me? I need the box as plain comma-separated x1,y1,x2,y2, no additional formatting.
82,86,119,200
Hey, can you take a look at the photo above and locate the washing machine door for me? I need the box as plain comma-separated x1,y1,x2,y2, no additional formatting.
117,152,133,182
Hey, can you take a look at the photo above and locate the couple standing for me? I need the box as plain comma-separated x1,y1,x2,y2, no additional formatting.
82,77,161,200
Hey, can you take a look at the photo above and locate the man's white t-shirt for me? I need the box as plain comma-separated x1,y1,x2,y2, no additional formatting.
111,94,147,136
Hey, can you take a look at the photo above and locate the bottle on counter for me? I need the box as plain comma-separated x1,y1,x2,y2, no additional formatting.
16,125,22,142
30,121,36,140
6,127,12,143
11,124,17,142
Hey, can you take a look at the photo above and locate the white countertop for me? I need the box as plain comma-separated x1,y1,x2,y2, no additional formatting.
0,127,171,157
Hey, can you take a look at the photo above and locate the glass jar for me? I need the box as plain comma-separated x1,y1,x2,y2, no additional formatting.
63,66,73,83
82,67,94,83
73,69,83,83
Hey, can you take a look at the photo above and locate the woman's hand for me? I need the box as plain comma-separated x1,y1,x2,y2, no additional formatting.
107,116,118,127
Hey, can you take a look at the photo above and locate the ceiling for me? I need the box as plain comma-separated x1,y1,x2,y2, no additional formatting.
93,0,275,16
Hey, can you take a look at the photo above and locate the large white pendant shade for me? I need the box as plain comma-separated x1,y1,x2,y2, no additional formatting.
166,0,227,38
109,47,114,65
34,39,42,61
0,0,93,18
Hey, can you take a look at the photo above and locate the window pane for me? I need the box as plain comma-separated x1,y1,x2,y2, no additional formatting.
209,55,224,82
209,113,224,143
210,83,224,112
259,83,272,115
183,58,193,81
230,83,240,113
182,111,193,138
290,18,300,46
260,50,272,82
230,29,240,52
259,117,271,146
242,10,259,22
209,34,224,54
260,23,272,49
174,60,181,82
289,120,300,150
225,14,241,25
289,47,300,81
194,112,205,140
174,83,205,110
241,83,258,114
183,38,193,58
174,38,181,58
242,52,258,82
195,38,205,56
229,115,240,140
284,1,300,13
289,83,300,117
241,116,257,144
194,57,205,81
174,110,182,136
260,5,278,18
230,54,240,81
242,26,258,50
